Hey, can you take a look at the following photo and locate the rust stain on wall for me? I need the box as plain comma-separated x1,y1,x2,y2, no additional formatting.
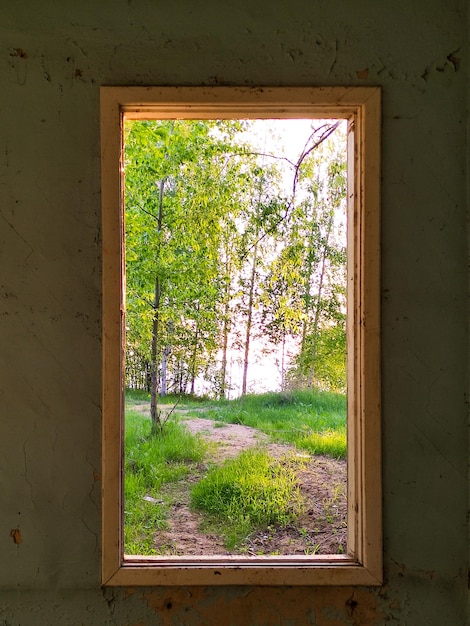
143,586,385,625
10,528,22,544
9,48,28,59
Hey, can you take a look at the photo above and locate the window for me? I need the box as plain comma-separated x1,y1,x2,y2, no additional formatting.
101,86,381,586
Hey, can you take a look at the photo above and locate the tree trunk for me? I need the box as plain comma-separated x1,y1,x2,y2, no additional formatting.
190,306,200,395
308,211,334,387
241,240,258,396
150,178,165,433
160,345,170,397
220,262,232,399
280,330,286,391
299,234,315,388
150,273,161,431
220,298,230,398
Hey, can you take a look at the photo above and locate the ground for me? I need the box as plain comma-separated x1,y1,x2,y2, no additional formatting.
149,412,347,556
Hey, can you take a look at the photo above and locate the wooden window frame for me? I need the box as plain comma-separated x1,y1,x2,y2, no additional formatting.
100,86,381,586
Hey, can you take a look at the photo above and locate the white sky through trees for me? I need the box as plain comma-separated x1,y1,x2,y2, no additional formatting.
197,119,347,398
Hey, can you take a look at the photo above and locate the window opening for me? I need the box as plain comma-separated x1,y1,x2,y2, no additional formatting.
101,87,381,586
123,117,348,558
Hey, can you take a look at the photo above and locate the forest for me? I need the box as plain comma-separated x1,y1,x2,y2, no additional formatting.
124,118,347,432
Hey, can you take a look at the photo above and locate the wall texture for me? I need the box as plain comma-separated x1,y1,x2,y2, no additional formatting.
0,1,468,624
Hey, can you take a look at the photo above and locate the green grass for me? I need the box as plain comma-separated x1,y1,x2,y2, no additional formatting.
186,388,347,459
191,449,305,549
124,387,346,554
125,388,153,404
124,407,207,555
125,388,213,409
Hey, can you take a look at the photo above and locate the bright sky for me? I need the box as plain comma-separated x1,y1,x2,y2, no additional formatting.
240,118,346,161
196,118,348,398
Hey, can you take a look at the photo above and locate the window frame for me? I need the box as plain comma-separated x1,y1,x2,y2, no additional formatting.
100,86,381,586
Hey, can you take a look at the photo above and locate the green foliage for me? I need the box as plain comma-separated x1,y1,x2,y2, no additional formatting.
259,126,347,392
288,317,347,392
124,119,256,400
309,320,346,391
124,118,348,403
191,449,305,549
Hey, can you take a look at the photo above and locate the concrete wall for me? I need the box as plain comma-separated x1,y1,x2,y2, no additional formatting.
0,1,468,624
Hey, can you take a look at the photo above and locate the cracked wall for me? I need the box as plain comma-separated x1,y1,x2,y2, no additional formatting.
0,1,468,624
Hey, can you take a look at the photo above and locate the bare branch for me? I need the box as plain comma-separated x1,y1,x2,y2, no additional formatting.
234,149,297,169
242,121,341,257
165,396,181,421
135,204,158,221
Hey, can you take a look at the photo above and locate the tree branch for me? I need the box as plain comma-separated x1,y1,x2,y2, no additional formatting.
242,121,341,257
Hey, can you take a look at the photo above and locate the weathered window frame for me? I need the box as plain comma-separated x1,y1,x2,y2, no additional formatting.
100,86,381,586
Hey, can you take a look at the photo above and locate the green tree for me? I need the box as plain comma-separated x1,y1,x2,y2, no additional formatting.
259,123,347,391
124,119,248,428
124,117,347,414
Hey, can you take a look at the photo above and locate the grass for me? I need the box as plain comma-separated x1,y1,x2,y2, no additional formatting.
186,388,347,459
126,388,346,457
124,405,207,555
124,387,346,554
190,448,305,550
126,388,212,408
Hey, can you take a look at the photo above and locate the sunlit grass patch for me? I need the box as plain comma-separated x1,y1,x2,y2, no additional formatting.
295,427,346,459
191,449,305,549
125,412,206,477
189,388,347,459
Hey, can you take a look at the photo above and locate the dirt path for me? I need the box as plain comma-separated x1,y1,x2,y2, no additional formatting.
181,414,294,457
133,403,347,555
